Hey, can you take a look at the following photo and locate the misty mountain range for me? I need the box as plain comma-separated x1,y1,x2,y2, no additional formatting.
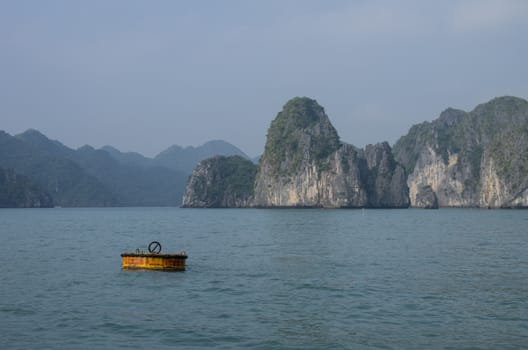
0,129,250,207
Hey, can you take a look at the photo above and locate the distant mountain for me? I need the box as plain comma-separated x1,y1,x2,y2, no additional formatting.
0,130,116,207
100,145,153,169
155,140,250,174
75,145,188,206
1,129,249,207
13,130,189,206
0,167,53,208
16,129,75,158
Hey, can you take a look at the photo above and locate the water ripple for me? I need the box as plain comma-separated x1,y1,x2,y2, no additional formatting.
1,208,527,349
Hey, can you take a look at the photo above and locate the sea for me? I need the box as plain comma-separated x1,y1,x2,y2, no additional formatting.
1,207,527,349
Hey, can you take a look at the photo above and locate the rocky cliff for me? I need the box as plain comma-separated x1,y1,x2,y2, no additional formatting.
184,97,409,208
184,96,528,209
393,96,528,208
253,97,408,208
182,156,257,208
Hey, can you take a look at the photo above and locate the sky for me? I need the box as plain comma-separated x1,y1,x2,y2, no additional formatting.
1,0,527,157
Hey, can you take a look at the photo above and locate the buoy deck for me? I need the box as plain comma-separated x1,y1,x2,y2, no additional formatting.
121,253,188,271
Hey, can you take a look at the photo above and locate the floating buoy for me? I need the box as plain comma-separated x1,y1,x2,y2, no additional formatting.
121,241,188,271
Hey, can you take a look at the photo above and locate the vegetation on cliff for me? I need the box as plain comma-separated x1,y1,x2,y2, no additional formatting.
395,97,528,174
262,97,340,175
182,156,257,208
481,97,528,192
394,96,528,207
183,97,409,208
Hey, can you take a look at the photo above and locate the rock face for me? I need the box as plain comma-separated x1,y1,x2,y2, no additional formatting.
183,97,409,208
393,96,528,208
228,97,407,208
414,185,439,209
184,96,528,209
252,98,408,208
363,143,409,208
182,156,257,208
0,167,53,208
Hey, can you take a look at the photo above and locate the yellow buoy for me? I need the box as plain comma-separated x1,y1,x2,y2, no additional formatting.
121,241,188,271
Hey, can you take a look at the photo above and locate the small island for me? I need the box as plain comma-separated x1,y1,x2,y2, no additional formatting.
183,96,528,209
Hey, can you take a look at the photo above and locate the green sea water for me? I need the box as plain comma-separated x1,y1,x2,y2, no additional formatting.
1,208,527,349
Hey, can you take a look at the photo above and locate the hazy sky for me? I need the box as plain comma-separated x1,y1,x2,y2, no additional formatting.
1,0,527,157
